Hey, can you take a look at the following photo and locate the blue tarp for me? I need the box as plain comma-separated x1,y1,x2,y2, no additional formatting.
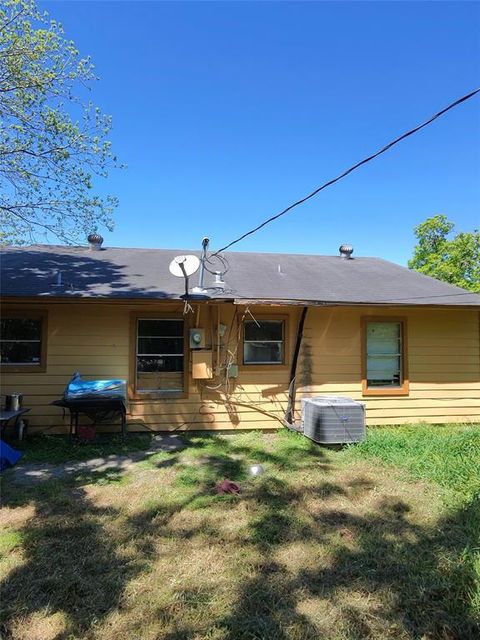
0,439,22,471
64,372,127,401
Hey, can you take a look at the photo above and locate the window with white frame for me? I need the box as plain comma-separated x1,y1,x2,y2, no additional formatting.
365,321,404,388
243,320,284,364
135,319,185,393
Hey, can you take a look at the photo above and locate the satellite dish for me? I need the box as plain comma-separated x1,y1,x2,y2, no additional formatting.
169,255,200,298
168,255,200,278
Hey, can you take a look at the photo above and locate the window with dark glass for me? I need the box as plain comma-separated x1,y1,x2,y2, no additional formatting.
136,319,184,393
243,320,284,364
0,317,44,366
366,321,403,388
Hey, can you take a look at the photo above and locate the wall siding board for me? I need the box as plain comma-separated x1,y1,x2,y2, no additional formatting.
295,306,479,427
1,302,479,432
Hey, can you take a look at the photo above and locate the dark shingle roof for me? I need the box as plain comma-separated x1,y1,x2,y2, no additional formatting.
1,244,479,306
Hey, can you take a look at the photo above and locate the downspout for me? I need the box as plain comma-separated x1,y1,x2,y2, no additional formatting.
284,306,308,430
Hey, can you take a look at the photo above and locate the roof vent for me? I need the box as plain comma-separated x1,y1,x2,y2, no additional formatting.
87,233,104,251
339,244,353,259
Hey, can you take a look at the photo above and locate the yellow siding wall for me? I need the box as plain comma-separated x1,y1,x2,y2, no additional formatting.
1,301,479,432
297,306,480,425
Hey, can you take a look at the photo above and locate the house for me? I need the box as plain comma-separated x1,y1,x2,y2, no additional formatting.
1,237,479,434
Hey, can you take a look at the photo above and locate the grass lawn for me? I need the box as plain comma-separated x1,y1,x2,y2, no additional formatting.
0,425,479,640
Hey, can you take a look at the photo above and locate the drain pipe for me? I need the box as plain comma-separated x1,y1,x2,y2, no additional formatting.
284,306,308,430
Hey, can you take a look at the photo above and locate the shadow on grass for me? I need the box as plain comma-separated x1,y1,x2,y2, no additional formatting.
1,431,478,639
219,483,480,639
15,433,156,465
0,480,148,639
129,434,479,638
300,496,480,639
172,434,479,638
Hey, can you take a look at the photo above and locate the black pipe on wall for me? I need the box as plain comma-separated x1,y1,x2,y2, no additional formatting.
284,306,308,429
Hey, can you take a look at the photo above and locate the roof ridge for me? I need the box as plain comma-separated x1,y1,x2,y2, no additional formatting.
1,243,382,261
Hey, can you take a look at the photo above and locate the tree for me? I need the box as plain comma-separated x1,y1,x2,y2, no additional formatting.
0,0,120,245
408,215,480,292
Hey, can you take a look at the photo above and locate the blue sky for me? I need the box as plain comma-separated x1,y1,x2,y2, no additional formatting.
45,1,479,265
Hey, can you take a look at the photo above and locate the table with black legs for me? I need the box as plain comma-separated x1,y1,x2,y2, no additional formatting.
51,397,127,441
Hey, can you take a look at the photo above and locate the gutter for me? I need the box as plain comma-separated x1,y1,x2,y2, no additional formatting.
233,298,480,309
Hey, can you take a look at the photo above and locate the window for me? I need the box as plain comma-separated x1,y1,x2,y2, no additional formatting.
0,312,47,371
243,319,284,365
362,318,408,395
135,318,185,394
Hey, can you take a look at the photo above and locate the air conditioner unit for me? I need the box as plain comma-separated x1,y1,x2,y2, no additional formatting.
301,396,366,444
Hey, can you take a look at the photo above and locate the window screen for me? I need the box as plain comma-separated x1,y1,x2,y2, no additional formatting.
0,318,43,365
136,319,184,392
243,320,284,364
366,321,403,388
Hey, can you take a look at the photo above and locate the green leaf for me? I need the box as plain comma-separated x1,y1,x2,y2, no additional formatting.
0,0,122,245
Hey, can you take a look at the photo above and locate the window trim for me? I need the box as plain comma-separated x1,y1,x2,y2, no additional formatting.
0,310,48,373
129,312,189,400
240,315,289,369
361,316,409,396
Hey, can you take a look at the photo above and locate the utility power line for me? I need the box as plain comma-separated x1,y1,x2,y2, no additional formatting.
212,87,480,256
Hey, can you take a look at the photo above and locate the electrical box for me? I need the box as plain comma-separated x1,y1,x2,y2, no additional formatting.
192,350,213,379
227,363,238,378
190,328,205,349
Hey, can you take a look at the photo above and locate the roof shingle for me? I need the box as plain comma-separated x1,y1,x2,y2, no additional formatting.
1,244,479,306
